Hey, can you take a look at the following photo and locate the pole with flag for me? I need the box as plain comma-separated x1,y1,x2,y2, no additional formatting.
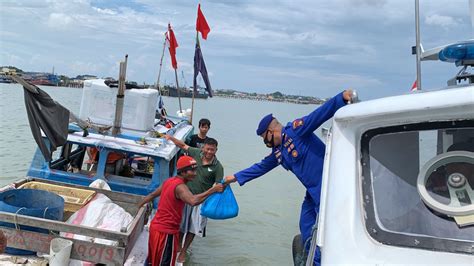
155,32,167,120
167,23,182,113
156,32,167,91
191,3,213,123
112,54,128,136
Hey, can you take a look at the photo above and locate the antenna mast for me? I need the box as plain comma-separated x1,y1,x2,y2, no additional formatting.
415,0,422,91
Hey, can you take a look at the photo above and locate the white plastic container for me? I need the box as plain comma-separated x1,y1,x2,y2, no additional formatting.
176,108,192,120
49,238,73,266
79,79,158,131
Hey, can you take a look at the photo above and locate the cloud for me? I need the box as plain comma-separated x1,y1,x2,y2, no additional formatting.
70,61,103,75
0,51,23,66
352,0,387,7
47,13,73,29
425,14,461,28
92,7,117,15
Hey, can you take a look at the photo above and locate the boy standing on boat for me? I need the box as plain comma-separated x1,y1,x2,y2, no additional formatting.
164,135,224,263
186,118,211,148
224,90,355,265
139,156,223,266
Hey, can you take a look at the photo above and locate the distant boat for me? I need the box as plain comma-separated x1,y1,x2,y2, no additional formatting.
29,79,55,86
165,85,209,99
24,73,59,86
104,79,148,90
0,75,12,83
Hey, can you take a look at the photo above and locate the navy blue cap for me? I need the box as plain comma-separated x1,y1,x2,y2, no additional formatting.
256,114,274,135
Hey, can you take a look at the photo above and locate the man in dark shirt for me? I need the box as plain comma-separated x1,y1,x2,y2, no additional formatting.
186,118,211,148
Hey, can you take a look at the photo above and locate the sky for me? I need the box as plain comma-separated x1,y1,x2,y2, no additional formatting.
0,0,472,99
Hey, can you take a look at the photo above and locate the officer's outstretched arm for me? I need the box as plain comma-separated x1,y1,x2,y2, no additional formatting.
292,91,348,137
233,153,279,186
224,175,236,184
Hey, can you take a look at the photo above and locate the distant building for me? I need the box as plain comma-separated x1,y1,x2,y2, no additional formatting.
232,92,246,96
1,67,17,74
76,74,98,80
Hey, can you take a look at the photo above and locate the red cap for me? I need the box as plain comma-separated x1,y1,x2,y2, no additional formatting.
177,156,197,172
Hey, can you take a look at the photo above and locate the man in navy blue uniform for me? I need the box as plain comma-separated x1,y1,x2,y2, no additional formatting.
224,90,354,265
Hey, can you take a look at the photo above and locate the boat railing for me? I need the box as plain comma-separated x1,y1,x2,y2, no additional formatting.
0,178,149,265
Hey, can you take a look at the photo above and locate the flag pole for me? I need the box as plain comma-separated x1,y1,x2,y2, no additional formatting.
156,32,167,92
112,54,128,136
174,68,183,113
190,32,199,124
167,23,182,113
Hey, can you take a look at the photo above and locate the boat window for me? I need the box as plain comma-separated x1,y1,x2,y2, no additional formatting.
83,148,130,177
51,148,63,162
50,144,89,174
361,120,474,254
103,153,154,186
123,154,157,178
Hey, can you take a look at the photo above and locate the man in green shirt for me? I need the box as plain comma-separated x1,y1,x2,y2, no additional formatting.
164,135,224,263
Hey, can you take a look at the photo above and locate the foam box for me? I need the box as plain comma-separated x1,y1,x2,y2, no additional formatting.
79,79,158,131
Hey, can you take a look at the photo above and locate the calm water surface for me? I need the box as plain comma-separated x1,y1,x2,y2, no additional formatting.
0,83,329,265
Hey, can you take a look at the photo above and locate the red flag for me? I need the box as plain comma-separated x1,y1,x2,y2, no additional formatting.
411,80,417,91
167,23,179,69
196,4,210,40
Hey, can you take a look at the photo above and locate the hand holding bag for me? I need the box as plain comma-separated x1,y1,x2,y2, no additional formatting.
201,182,239,220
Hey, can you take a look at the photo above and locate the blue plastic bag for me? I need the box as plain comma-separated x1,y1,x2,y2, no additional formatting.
201,184,239,220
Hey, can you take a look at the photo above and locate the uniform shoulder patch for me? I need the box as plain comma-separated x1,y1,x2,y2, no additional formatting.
292,119,304,129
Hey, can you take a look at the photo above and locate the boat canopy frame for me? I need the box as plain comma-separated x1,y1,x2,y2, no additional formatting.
27,119,192,196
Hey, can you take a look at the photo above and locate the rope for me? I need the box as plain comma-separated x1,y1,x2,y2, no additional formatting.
42,207,60,236
12,207,29,253
14,207,27,230
43,207,49,219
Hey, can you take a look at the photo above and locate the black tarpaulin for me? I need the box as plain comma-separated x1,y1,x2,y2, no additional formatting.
23,86,70,162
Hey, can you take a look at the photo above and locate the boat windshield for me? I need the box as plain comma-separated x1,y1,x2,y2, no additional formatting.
361,120,474,254
48,142,160,182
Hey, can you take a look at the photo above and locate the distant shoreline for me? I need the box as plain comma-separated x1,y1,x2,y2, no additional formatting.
1,66,325,105
0,82,325,105
214,94,324,105
213,90,325,105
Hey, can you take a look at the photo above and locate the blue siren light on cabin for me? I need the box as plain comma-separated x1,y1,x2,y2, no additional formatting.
438,40,474,63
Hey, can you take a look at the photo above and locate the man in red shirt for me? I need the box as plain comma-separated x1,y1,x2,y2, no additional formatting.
139,156,224,266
